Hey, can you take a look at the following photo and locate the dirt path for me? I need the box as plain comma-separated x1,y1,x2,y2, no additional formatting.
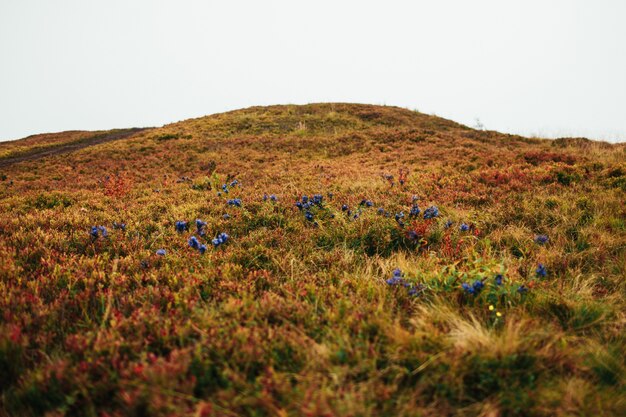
0,127,152,169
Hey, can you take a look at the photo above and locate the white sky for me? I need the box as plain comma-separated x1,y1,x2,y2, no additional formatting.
1,0,625,142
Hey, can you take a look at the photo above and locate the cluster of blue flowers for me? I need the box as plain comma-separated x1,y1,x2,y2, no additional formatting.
386,268,423,297
227,198,242,207
395,212,405,227
360,199,374,207
90,226,108,239
534,235,549,245
218,179,239,196
423,206,439,219
409,204,421,217
263,194,278,202
188,236,208,254
295,195,325,224
175,221,189,233
196,219,207,236
460,223,470,232
461,279,485,295
212,232,229,247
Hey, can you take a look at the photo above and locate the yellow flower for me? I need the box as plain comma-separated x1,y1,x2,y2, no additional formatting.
496,312,502,317
489,305,494,311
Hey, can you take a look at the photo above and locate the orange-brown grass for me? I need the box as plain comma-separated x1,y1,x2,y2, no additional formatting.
0,103,624,416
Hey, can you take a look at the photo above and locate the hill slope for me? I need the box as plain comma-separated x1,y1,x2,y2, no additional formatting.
0,104,625,416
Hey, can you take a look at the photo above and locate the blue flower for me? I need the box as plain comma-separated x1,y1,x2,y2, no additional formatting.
175,221,188,233
227,199,242,207
386,268,403,285
445,220,453,229
263,193,268,201
221,184,229,193
188,236,200,249
495,274,503,285
196,219,207,234
395,212,405,222
536,263,547,277
270,194,277,202
212,232,229,247
305,211,314,221
517,285,529,294
199,244,207,255
341,204,349,212
423,206,439,219
359,199,373,207
472,280,484,293
156,249,166,256
295,201,303,210
96,226,108,238
301,195,309,204
377,207,384,215
460,223,470,232
312,194,323,205
409,205,421,217
461,282,475,294
90,226,99,239
327,193,334,199
534,235,549,245
223,213,230,219
230,179,238,187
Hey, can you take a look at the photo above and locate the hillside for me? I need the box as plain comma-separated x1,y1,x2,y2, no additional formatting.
0,103,625,416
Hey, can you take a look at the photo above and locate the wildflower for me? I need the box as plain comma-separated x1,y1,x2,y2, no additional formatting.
221,184,229,193
156,249,166,256
312,194,323,205
295,201,303,210
196,219,207,235
444,220,453,229
534,235,549,245
409,205,421,217
460,223,469,232
90,226,99,239
98,226,108,238
212,232,229,247
199,244,207,255
395,212,405,222
301,195,309,204
327,192,334,199
341,204,349,212
227,198,242,207
386,268,403,285
230,179,238,187
461,282,475,294
263,193,268,201
495,274,503,285
222,213,230,219
496,312,502,317
270,194,277,202
423,206,439,219
377,207,385,215
407,230,419,241
517,285,529,294
305,211,314,221
489,305,495,311
175,221,188,233
188,236,200,250
360,199,373,207
472,280,484,293
536,263,547,277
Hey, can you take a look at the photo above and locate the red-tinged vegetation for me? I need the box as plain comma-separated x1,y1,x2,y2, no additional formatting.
0,103,625,416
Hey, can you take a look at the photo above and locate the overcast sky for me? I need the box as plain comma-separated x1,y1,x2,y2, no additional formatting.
1,0,625,142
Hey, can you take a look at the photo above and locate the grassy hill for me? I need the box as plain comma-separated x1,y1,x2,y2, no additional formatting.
0,103,625,416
